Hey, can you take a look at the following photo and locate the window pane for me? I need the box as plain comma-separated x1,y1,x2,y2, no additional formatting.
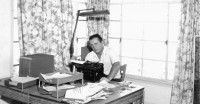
77,3,87,20
109,21,120,38
167,62,175,80
169,3,181,22
76,21,87,38
76,0,87,2
169,23,179,42
143,60,165,79
144,23,167,41
13,65,19,77
110,0,122,3
110,5,121,20
77,3,86,10
13,19,19,41
168,42,178,62
122,39,143,58
144,3,168,22
123,22,143,39
122,57,142,76
145,0,180,2
123,0,143,3
13,0,18,17
122,4,144,22
109,38,120,56
13,43,20,65
143,41,166,61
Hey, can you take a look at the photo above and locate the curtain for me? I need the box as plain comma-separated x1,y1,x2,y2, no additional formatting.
170,0,200,104
86,0,110,45
17,0,73,71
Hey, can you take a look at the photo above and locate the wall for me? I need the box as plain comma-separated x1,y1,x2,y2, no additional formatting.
126,75,172,104
0,0,12,79
0,0,12,103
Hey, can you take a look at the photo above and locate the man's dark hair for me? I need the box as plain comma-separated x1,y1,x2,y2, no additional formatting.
89,34,103,42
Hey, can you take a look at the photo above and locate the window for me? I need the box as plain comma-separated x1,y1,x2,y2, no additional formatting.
13,0,20,76
109,0,181,80
72,0,88,57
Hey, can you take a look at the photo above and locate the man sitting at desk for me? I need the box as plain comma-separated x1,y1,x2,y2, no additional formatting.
85,34,121,82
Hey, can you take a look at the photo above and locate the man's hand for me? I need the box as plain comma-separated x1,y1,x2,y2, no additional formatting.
100,77,110,82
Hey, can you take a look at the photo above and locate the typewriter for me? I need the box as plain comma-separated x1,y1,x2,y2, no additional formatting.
74,61,104,82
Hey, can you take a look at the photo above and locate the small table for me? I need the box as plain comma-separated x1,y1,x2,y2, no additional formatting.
0,81,144,104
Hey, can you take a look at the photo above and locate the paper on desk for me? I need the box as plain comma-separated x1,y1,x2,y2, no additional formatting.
64,83,104,101
43,84,75,92
63,82,115,103
40,72,71,80
11,76,38,83
10,76,38,86
87,80,115,89
70,60,85,64
98,80,116,89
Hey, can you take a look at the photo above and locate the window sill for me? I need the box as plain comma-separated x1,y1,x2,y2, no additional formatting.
125,74,172,87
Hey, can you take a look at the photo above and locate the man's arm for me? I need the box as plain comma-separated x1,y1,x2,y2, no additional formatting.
107,61,120,80
101,61,120,82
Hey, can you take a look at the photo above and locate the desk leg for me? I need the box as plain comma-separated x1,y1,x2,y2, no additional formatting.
38,81,40,87
81,78,84,85
142,90,144,104
56,83,58,99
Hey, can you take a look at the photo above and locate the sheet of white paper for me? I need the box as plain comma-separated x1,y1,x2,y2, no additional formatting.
40,72,72,80
11,76,38,84
98,80,116,89
9,81,18,86
70,60,85,64
64,83,103,101
43,84,75,92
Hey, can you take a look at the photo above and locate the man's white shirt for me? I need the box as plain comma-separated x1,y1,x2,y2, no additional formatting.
85,46,120,78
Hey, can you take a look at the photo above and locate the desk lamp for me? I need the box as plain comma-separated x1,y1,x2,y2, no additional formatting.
69,8,110,59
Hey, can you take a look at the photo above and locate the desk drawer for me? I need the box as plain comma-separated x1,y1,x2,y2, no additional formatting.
109,89,144,104
0,86,29,103
29,96,63,104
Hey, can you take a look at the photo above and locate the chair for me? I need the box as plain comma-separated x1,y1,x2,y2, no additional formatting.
81,42,92,61
81,46,91,61
112,64,127,82
119,64,127,81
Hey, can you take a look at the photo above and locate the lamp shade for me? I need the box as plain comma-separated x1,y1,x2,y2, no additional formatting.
79,10,109,17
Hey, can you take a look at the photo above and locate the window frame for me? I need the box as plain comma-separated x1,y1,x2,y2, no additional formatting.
110,0,180,81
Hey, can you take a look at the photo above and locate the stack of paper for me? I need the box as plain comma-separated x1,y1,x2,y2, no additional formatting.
64,81,116,103
10,76,38,86
64,83,103,101
43,84,75,92
97,80,116,89
40,72,71,80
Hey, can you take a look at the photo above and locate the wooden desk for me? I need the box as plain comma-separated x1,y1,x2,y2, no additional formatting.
0,82,144,104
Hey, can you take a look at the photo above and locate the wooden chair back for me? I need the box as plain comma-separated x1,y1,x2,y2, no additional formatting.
120,64,127,81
